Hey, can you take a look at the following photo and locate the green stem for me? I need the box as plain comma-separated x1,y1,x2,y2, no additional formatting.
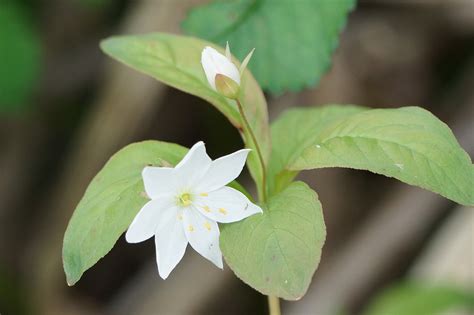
268,295,281,315
236,99,267,203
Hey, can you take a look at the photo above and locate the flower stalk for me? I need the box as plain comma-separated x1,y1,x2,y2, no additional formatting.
268,295,281,315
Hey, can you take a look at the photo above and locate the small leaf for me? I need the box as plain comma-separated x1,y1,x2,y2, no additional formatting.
100,33,270,194
220,181,326,300
270,105,474,205
362,282,474,315
0,2,41,111
182,0,355,93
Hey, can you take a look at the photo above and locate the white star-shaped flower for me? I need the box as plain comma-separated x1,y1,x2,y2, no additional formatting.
126,141,262,279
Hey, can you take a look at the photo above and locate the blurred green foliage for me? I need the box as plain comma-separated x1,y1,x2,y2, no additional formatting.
362,282,474,315
182,0,355,94
0,1,40,112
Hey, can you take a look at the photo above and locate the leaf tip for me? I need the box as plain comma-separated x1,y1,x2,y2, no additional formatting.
99,36,126,56
64,267,81,286
63,247,83,287
66,278,76,287
99,37,113,54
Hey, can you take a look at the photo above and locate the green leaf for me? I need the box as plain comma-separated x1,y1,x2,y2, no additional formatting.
100,33,270,195
182,0,355,93
63,141,187,285
362,282,474,315
269,104,366,194
0,2,41,111
270,105,474,206
220,181,326,300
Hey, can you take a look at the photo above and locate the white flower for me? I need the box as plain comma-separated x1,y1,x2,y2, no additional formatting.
201,42,254,90
126,141,262,279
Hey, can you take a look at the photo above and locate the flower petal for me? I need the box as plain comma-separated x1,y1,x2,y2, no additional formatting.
201,46,240,90
197,149,250,192
142,167,177,199
194,186,263,223
154,207,188,279
201,47,218,89
182,208,223,268
125,196,174,243
175,141,212,188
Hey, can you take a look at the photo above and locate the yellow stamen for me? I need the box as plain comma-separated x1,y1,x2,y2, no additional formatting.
219,208,228,215
188,224,194,232
203,206,211,213
200,192,208,197
178,193,192,206
204,222,211,231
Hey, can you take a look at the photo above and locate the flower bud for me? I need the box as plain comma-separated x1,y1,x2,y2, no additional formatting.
201,43,254,99
215,73,240,99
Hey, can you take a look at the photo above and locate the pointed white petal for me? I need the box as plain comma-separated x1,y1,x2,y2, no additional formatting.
240,48,255,74
201,46,240,88
154,207,188,279
142,167,177,199
195,186,262,223
126,196,174,243
197,149,250,192
175,141,212,188
225,41,231,61
182,208,223,268
201,47,219,89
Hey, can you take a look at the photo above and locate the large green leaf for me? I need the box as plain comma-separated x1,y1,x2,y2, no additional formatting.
270,105,474,205
0,2,40,111
220,181,326,300
100,33,270,194
63,141,188,285
362,282,474,315
182,0,355,93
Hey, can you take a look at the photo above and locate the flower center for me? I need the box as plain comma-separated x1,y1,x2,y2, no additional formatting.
177,192,193,207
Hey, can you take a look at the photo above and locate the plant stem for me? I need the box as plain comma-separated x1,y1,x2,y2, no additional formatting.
268,295,281,315
236,99,267,202
236,99,274,313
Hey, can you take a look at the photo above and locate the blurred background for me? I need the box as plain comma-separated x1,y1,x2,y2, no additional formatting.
0,0,473,314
